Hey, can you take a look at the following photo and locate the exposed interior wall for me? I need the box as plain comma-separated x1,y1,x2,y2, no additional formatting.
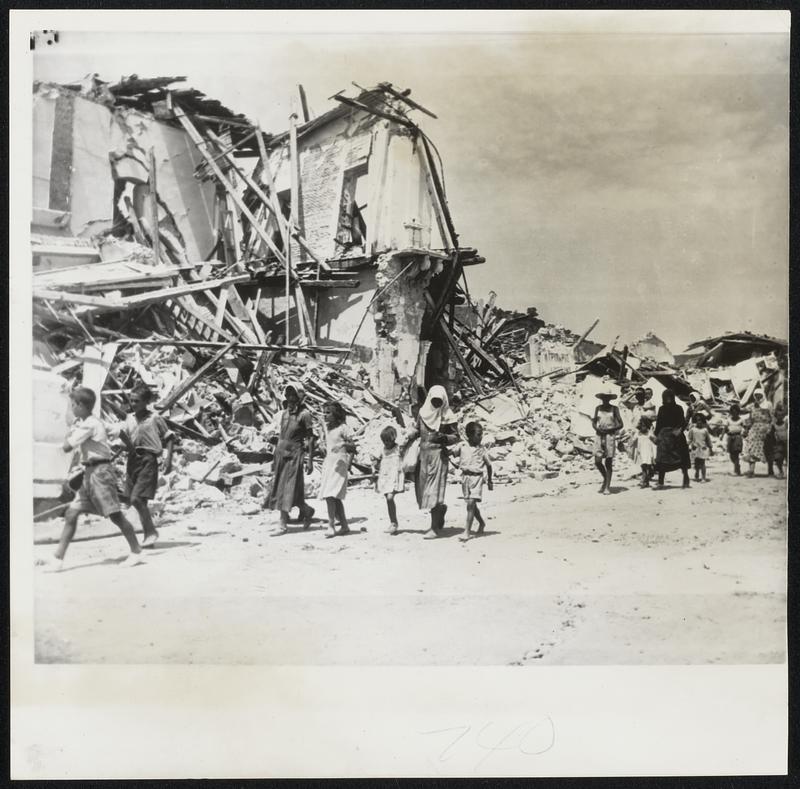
32,89,57,210
371,253,434,404
32,85,217,262
366,128,442,254
126,114,217,262
70,95,117,236
315,271,378,357
267,112,445,265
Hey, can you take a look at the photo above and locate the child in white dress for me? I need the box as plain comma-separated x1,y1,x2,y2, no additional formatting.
319,402,356,538
375,425,405,535
636,416,657,487
687,413,714,482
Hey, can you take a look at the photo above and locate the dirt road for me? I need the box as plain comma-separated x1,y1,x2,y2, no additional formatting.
33,457,787,665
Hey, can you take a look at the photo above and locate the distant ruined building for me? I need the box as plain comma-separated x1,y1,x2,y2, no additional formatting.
629,332,674,366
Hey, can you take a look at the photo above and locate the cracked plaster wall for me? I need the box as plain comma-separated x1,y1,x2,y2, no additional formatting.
32,86,217,261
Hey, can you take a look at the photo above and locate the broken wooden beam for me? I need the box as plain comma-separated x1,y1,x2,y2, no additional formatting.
332,94,413,127
158,340,238,412
378,83,438,118
117,339,351,353
171,99,292,275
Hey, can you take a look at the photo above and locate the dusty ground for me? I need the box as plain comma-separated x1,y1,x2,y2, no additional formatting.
33,457,787,665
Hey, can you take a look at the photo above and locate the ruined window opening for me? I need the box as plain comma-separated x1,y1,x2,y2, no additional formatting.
335,164,368,254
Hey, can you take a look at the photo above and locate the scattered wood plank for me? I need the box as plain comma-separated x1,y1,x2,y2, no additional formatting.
117,339,351,353
117,274,251,308
157,340,238,412
171,100,291,274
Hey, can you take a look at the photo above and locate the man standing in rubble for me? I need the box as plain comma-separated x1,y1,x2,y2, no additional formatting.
592,389,624,495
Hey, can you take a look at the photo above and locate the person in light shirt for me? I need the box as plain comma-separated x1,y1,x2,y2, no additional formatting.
37,386,143,573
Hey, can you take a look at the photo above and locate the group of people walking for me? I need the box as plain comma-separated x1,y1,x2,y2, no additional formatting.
265,383,492,542
592,384,788,493
39,373,786,572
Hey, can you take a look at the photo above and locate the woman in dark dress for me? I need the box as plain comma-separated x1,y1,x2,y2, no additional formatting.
413,385,460,539
653,389,691,489
266,383,316,535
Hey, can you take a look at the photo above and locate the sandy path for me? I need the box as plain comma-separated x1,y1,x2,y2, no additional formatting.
33,459,787,665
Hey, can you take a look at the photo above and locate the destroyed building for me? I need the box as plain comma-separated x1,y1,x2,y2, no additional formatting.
30,76,504,502
629,332,674,367
32,77,486,403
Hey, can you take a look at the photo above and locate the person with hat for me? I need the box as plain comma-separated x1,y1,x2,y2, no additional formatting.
592,389,624,495
265,382,316,535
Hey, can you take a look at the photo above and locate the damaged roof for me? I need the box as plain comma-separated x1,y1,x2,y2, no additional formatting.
682,331,787,369
266,82,436,150
684,331,787,352
37,74,271,157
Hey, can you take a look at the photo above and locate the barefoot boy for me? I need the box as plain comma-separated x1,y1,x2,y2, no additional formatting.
592,390,624,494
451,421,493,542
119,383,174,547
39,386,143,572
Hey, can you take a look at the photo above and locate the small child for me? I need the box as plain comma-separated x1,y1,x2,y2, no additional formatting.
38,386,143,572
770,403,788,479
318,402,356,538
118,383,174,548
450,421,493,542
687,413,713,482
723,403,746,475
636,415,657,487
592,391,623,495
375,425,405,535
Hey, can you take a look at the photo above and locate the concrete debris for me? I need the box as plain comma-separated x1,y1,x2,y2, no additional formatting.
31,74,787,520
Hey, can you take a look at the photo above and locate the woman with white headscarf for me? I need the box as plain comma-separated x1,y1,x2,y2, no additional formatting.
265,382,316,535
742,389,774,477
412,385,460,539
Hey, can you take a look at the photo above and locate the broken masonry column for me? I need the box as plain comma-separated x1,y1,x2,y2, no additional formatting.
369,252,432,407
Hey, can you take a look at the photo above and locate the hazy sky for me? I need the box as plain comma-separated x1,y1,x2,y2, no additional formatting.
31,13,789,352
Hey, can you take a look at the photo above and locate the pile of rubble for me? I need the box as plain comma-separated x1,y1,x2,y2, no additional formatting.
456,377,593,486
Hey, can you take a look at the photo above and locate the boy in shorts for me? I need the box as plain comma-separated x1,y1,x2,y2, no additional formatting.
450,421,493,542
38,386,144,572
120,383,174,547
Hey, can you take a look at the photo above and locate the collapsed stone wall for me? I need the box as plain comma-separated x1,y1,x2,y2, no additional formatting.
370,252,435,406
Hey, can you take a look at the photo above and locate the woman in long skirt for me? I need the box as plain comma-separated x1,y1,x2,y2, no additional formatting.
653,389,691,489
413,385,460,539
266,382,316,535
743,389,773,477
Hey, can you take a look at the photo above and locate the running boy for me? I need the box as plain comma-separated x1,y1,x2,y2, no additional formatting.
450,421,493,542
119,383,174,547
39,386,143,572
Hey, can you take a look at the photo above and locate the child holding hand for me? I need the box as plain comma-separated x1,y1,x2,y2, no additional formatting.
374,425,405,535
450,421,493,542
318,402,356,538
